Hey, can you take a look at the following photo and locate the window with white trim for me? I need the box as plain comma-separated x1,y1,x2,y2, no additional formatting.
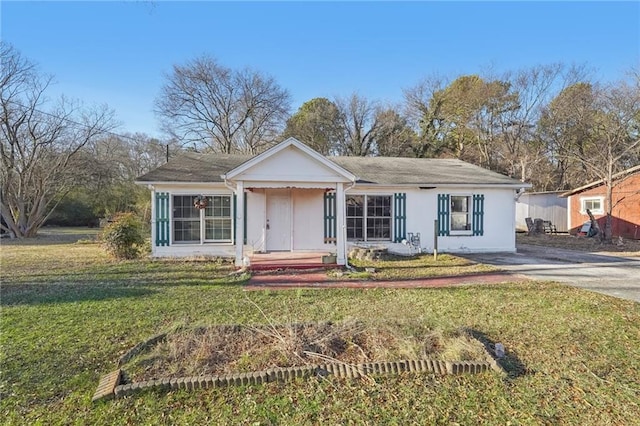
580,197,603,215
451,195,472,232
173,195,201,242
173,195,232,243
204,196,232,241
346,195,392,241
437,193,484,236
346,195,364,240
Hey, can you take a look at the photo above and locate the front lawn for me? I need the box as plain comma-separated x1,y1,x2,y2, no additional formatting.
1,231,639,424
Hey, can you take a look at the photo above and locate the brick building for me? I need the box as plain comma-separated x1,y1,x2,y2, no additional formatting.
561,165,640,240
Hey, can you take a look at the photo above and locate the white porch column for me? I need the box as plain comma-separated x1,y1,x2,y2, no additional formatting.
150,187,156,256
235,181,245,267
336,182,346,265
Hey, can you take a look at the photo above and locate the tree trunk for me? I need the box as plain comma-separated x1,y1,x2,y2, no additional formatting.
602,180,614,243
586,209,601,239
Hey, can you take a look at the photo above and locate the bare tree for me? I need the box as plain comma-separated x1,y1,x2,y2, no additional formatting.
540,77,640,241
333,93,381,156
588,79,640,241
88,132,179,180
0,43,116,238
495,64,590,188
155,55,291,154
407,75,516,167
74,133,179,219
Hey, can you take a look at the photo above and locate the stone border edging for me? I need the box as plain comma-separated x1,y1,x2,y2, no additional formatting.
94,357,503,401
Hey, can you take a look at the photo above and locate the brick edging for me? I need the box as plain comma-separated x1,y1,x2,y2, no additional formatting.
94,358,500,401
92,369,122,402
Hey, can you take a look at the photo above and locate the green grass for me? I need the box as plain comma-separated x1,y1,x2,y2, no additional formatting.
348,253,497,279
1,231,639,424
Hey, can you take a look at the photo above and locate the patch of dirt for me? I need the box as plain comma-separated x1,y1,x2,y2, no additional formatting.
517,233,640,256
125,321,490,382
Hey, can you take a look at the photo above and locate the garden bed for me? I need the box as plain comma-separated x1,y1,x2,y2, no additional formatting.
94,321,502,400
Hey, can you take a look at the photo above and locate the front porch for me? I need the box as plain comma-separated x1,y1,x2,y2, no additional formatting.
223,139,357,267
248,251,338,271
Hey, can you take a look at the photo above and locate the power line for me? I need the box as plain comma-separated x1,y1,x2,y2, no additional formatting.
4,99,162,144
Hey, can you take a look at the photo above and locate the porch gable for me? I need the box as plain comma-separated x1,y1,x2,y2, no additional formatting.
223,137,356,185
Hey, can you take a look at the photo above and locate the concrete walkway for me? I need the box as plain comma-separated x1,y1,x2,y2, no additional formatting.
244,244,640,303
460,244,640,303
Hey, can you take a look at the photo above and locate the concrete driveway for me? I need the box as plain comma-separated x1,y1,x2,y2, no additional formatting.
461,244,640,303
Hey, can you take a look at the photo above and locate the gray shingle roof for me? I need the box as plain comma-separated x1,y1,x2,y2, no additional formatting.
330,156,523,186
136,152,525,186
136,153,250,183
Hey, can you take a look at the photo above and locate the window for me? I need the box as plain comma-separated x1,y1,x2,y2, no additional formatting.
451,195,471,232
204,196,232,241
173,195,201,242
580,197,603,215
346,195,391,241
346,195,364,240
173,195,232,243
367,196,392,239
437,193,484,237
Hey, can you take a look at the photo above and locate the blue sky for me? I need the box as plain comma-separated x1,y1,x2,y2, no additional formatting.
2,1,639,138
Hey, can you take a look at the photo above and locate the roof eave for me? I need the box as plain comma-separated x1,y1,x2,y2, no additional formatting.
134,180,226,186
353,182,532,188
560,165,640,197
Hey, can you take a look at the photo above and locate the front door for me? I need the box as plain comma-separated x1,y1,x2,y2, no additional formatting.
266,189,291,251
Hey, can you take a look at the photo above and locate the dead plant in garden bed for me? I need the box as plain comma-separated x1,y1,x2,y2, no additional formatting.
122,321,491,382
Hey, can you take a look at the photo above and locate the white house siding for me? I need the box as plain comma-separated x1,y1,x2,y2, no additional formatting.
346,186,517,254
149,183,246,258
224,141,354,264
235,144,351,184
246,189,266,252
150,186,336,258
247,188,335,252
152,243,237,258
292,189,328,251
149,184,518,259
433,188,516,253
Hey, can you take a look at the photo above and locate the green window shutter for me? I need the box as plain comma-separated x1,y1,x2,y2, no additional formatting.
324,192,336,244
232,193,248,244
155,192,170,246
437,194,450,236
394,193,407,242
473,194,484,236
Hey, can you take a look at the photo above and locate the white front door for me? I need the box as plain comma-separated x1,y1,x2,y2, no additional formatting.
266,189,291,251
